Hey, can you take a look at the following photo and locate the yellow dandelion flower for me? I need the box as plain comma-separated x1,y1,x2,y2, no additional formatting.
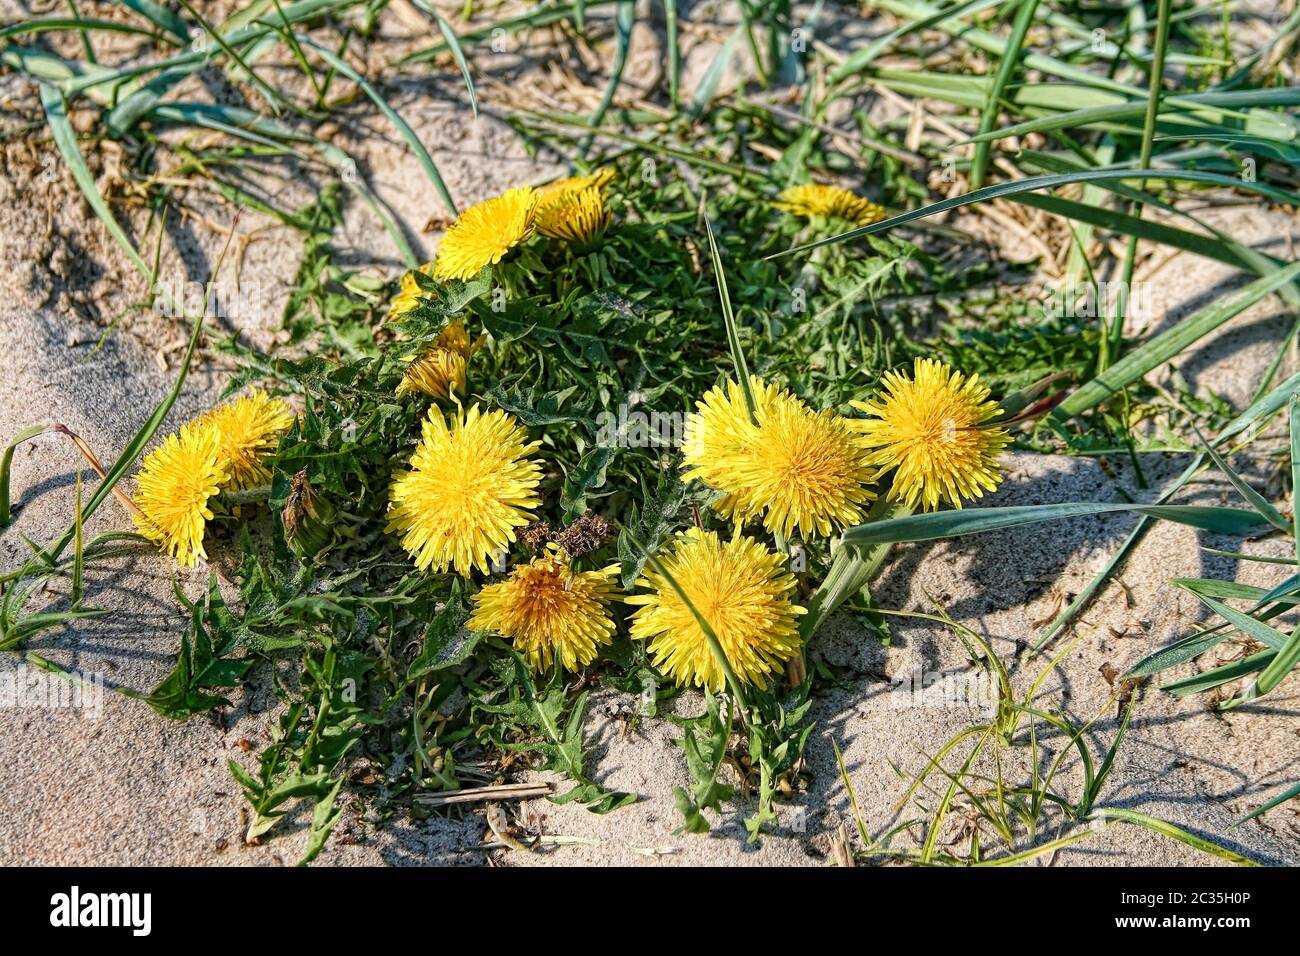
469,548,620,672
682,377,874,538
434,186,537,281
131,422,228,567
733,395,876,539
396,318,476,400
773,183,887,226
536,185,611,244
628,528,805,691
388,262,437,322
195,390,295,491
850,357,1010,511
536,167,615,204
387,404,543,575
681,375,783,498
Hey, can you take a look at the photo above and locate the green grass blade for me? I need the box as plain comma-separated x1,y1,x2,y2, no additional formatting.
830,0,1002,82
1221,628,1300,708
412,0,479,118
841,502,1268,551
72,469,84,606
664,0,679,108
398,1,616,64
1292,394,1300,568
1089,808,1258,865
1052,261,1300,421
1162,649,1274,697
960,88,1300,147
704,217,756,423
1198,434,1290,533
1010,192,1300,305
1107,0,1172,364
969,0,1039,191
971,828,1095,866
1233,779,1300,825
40,84,150,278
174,0,286,115
773,169,1300,260
689,27,741,116
1193,596,1288,651
301,37,458,217
580,0,634,156
0,18,171,41
121,0,191,40
1175,577,1300,604
1,425,54,528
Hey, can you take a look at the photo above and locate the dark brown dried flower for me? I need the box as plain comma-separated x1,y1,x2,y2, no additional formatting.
555,513,613,558
520,521,555,552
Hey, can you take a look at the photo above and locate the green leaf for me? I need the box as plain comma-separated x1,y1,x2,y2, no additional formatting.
407,584,481,680
561,446,614,520
128,574,253,719
672,691,734,834
841,503,1269,551
618,470,687,588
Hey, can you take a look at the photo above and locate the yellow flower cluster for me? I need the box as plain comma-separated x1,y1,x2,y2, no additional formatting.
134,170,1007,693
384,397,810,688
382,170,617,404
132,391,294,566
416,168,615,285
684,359,1009,526
384,355,1008,687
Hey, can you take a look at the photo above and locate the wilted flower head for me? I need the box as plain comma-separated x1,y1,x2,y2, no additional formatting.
536,168,615,205
469,547,620,672
396,318,478,400
536,185,611,245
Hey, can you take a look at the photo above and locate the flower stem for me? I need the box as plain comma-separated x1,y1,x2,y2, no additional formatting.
221,484,273,507
800,497,909,643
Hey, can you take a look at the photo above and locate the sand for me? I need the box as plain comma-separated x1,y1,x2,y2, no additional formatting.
2,2,1299,866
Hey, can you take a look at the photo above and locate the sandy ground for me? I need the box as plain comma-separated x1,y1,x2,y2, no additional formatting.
2,3,1299,866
